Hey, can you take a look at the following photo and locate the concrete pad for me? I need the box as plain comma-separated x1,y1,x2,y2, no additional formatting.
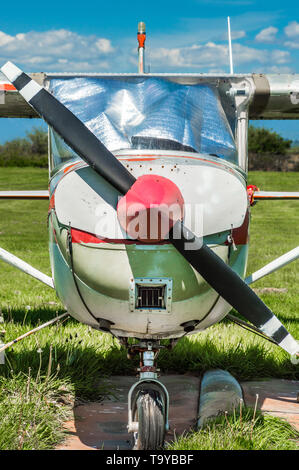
241,378,299,431
197,369,243,428
56,374,299,450
57,375,200,450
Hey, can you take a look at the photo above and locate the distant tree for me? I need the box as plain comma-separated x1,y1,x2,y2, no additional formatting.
26,127,48,155
248,126,292,154
0,127,48,167
248,126,293,171
0,137,32,158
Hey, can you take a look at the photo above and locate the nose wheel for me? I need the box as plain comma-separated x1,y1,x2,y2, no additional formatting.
132,386,166,450
126,341,170,450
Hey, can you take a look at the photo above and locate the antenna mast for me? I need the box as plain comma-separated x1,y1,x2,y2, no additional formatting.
227,16,234,74
137,22,146,74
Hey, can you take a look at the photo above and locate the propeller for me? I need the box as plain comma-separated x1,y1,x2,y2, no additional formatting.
2,62,297,357
170,222,298,356
0,62,135,195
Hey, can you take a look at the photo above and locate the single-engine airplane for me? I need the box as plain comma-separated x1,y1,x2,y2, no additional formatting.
0,21,299,449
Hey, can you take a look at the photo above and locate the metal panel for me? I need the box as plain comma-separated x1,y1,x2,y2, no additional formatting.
249,73,299,119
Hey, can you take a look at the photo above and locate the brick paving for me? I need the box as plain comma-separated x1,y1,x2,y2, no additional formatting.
57,375,299,450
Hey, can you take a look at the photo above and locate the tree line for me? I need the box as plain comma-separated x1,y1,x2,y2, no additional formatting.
0,125,297,171
247,126,297,171
0,127,48,167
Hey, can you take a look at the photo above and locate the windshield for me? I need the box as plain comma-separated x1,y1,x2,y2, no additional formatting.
49,77,238,171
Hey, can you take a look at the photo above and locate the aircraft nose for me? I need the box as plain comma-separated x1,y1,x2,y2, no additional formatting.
117,174,184,243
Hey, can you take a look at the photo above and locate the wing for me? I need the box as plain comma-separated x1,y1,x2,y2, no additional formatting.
1,69,299,119
0,71,42,118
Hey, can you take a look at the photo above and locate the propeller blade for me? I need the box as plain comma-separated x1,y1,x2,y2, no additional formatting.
0,62,136,195
171,221,298,356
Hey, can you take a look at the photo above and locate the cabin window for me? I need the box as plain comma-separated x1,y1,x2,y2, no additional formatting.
49,128,79,173
48,77,238,172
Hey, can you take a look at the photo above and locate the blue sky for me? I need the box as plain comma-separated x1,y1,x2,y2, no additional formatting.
0,0,298,142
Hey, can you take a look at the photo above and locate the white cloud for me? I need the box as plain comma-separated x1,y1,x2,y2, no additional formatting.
0,27,296,75
231,30,246,40
95,38,114,54
271,49,290,64
266,65,293,73
255,26,278,43
232,43,268,64
147,41,294,73
0,31,14,46
149,42,269,69
284,40,299,50
284,21,299,38
0,29,116,72
221,30,246,40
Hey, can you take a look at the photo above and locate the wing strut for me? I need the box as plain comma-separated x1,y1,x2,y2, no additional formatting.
246,247,299,285
0,247,54,288
0,191,49,199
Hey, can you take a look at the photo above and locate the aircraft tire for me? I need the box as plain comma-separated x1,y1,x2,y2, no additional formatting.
133,389,166,450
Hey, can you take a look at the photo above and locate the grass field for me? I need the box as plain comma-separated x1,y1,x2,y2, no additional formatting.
0,167,298,450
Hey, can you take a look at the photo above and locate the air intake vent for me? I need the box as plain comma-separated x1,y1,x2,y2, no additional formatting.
136,285,166,309
129,277,172,313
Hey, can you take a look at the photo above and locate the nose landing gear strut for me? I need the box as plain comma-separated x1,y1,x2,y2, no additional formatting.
126,341,170,450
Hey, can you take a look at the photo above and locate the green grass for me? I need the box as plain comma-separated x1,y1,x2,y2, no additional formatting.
0,168,298,450
167,407,299,450
0,372,70,450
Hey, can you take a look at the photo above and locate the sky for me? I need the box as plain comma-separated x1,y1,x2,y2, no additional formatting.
0,0,298,142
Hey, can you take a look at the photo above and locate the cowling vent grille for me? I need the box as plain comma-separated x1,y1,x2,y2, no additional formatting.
129,277,173,313
136,285,165,309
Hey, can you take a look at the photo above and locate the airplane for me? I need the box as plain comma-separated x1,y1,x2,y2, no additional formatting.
0,20,299,449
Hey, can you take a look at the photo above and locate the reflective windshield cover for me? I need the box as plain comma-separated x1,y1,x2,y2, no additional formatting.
48,77,238,171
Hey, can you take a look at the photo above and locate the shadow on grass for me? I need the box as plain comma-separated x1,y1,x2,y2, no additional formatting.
1,307,298,401
1,305,65,326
